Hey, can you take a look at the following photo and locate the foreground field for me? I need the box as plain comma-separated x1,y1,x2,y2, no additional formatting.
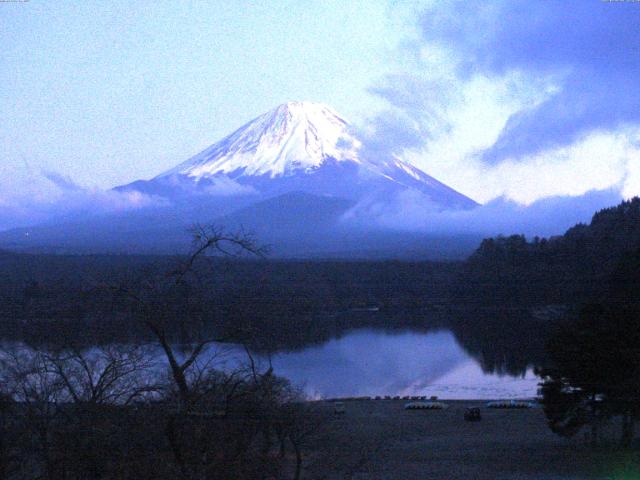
305,400,640,480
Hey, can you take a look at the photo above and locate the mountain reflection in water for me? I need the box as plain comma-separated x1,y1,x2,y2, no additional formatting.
257,329,540,400
5,305,553,400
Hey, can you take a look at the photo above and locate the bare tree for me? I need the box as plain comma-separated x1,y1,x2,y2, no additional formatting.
0,343,162,480
110,224,267,411
45,344,158,406
0,348,66,480
102,225,279,479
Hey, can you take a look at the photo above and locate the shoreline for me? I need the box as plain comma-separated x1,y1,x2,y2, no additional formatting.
300,398,639,479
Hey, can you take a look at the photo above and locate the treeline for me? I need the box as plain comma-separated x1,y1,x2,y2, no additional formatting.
454,199,640,446
444,197,640,380
0,253,458,350
452,197,640,306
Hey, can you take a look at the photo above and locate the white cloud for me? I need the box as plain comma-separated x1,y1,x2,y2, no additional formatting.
360,2,640,206
406,128,639,205
622,144,640,199
366,37,640,206
0,172,167,231
342,187,623,238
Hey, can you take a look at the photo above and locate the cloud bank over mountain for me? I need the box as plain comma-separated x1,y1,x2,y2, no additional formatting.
362,0,640,205
343,187,623,238
0,171,166,231
420,0,640,159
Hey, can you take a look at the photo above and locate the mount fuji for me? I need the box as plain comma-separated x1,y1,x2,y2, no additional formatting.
120,101,477,209
0,102,481,258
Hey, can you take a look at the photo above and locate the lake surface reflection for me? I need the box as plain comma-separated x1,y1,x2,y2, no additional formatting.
6,326,541,401
255,329,539,400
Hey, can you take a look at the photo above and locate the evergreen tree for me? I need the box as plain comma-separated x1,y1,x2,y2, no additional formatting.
538,304,640,446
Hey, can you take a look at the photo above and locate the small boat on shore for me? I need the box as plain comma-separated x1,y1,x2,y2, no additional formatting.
404,401,448,410
486,400,534,409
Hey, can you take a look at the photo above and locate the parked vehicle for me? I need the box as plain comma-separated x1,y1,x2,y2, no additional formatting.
464,407,481,421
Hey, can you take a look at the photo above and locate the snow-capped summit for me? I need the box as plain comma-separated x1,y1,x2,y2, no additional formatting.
121,101,477,210
159,101,361,180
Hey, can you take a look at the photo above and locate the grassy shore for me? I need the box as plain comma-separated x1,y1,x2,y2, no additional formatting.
303,400,640,480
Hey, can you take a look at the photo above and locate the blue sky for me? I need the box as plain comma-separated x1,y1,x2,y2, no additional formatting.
1,0,640,229
1,0,399,190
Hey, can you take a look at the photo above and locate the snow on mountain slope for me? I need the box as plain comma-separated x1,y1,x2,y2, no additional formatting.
159,101,361,179
116,101,478,210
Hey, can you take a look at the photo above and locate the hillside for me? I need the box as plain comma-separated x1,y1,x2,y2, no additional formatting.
452,197,640,306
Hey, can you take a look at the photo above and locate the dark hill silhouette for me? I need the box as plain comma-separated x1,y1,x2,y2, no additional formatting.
453,197,640,306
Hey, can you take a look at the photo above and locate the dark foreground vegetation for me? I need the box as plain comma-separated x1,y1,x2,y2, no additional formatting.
538,300,640,449
0,227,336,480
0,344,326,480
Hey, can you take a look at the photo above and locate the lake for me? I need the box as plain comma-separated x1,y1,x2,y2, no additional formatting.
248,328,540,400
2,325,541,401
